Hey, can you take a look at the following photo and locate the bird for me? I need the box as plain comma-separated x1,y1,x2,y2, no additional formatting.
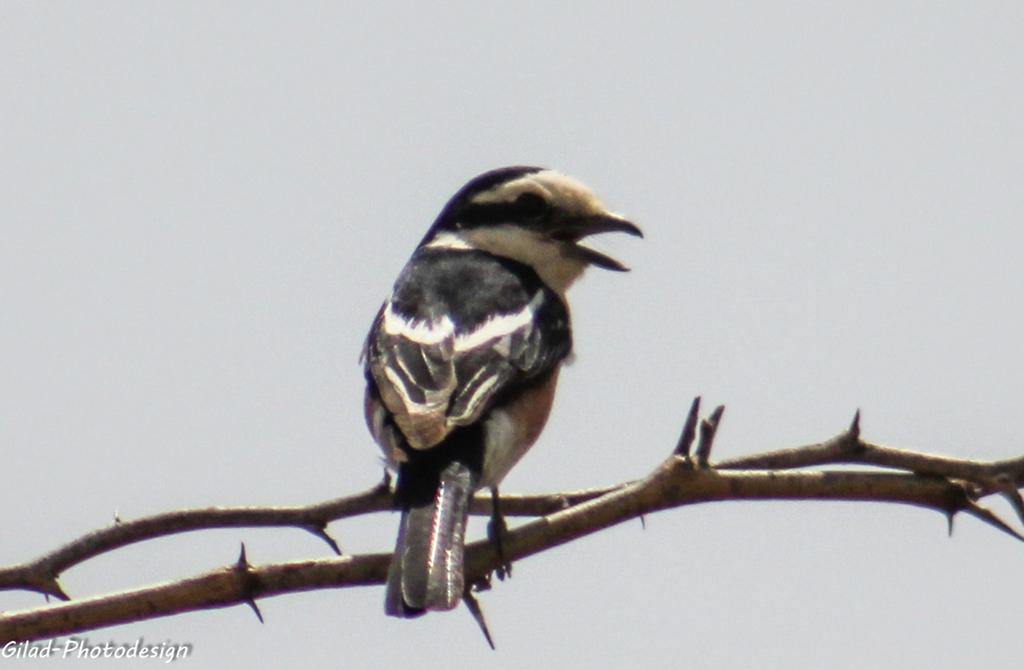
362,166,642,618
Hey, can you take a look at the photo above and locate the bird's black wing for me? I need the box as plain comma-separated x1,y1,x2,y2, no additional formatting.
364,248,571,451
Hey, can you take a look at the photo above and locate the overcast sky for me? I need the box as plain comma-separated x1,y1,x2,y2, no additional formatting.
2,3,1022,668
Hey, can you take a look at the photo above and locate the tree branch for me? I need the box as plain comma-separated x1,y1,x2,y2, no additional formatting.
2,402,1022,643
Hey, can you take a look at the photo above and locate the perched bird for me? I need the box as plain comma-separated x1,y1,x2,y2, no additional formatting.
362,166,642,617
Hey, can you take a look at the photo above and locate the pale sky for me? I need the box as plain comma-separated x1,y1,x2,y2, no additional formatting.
2,3,1022,668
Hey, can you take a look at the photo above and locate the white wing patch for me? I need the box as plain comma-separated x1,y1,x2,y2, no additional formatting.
383,302,455,345
454,292,543,352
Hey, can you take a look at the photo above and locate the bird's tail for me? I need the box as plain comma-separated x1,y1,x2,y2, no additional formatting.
386,460,476,617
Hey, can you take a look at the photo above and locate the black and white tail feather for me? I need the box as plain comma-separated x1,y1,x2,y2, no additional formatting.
362,166,641,619
386,459,477,616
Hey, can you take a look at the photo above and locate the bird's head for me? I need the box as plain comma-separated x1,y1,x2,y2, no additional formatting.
421,166,643,293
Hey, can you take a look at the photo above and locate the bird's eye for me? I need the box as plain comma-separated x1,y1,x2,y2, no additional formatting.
514,192,548,221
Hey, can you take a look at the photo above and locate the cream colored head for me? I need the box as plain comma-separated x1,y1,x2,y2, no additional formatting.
423,167,643,296
469,169,617,220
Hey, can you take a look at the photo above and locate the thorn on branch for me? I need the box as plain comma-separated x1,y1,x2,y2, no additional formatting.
48,579,70,602
27,571,70,602
36,575,70,602
463,590,496,650
304,524,342,556
993,474,1024,530
848,410,861,442
236,543,250,571
244,597,265,623
695,405,725,467
673,396,701,457
234,543,264,623
962,501,1024,543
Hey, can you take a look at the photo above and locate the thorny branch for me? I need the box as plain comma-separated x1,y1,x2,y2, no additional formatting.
2,399,1023,643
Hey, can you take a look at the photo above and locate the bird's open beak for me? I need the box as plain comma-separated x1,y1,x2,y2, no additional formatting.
554,213,643,271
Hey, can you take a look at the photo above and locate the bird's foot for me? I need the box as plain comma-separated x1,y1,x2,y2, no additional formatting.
488,487,512,580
